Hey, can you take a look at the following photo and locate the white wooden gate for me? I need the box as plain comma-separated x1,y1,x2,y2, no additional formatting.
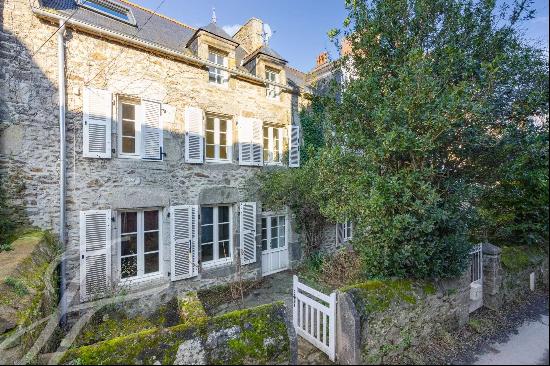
469,244,483,313
293,275,336,361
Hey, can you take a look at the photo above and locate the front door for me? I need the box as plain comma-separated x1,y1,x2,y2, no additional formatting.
261,215,289,276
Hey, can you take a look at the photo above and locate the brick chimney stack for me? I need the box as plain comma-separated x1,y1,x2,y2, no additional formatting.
316,51,329,67
340,37,352,57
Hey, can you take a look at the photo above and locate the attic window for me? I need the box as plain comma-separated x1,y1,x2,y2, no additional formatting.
78,0,136,25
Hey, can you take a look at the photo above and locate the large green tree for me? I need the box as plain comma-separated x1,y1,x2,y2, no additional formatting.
258,0,548,279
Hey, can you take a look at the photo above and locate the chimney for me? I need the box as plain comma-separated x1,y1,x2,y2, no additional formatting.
233,18,264,53
340,37,352,57
316,51,329,67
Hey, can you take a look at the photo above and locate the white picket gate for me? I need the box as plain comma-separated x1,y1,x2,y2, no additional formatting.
469,243,483,312
293,275,336,362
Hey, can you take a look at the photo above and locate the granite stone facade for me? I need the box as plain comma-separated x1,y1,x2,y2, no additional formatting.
0,0,314,302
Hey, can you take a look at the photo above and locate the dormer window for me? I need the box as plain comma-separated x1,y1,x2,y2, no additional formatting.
78,0,136,25
208,49,228,85
266,68,280,100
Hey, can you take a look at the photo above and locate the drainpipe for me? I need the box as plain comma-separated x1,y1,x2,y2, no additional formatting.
58,20,67,322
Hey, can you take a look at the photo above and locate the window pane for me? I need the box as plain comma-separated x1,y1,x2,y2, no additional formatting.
122,137,135,154
208,52,216,63
121,212,137,233
201,243,213,262
122,120,135,136
262,239,267,251
218,206,230,223
201,224,213,243
206,117,215,131
219,146,227,160
270,225,278,249
219,223,230,241
219,133,226,146
144,231,159,252
121,256,137,278
219,119,227,132
201,207,213,225
144,210,158,231
144,253,159,274
122,103,135,120
206,145,215,159
218,241,230,259
206,130,215,145
270,216,277,227
121,234,137,256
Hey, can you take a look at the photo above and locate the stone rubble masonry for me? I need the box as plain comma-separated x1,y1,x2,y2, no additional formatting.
233,18,265,55
0,0,310,302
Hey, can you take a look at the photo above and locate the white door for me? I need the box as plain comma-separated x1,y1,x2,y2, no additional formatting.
261,215,289,276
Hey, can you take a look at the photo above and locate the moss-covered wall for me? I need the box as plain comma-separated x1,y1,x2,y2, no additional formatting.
341,274,470,365
0,231,60,362
501,245,548,301
61,302,295,365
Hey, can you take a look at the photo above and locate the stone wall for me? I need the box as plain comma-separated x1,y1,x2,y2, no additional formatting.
0,0,306,301
336,274,470,365
61,302,297,365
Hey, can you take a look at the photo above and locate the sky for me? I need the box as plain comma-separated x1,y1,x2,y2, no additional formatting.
130,0,549,72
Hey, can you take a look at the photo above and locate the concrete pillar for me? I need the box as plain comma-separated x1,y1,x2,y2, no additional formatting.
482,242,503,310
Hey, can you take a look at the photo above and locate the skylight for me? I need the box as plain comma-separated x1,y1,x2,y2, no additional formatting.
78,0,136,25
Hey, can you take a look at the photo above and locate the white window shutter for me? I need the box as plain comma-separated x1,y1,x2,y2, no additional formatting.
83,88,112,158
238,117,263,166
79,209,111,302
336,223,345,246
141,100,163,160
184,107,204,163
289,125,300,167
240,202,257,265
170,205,199,280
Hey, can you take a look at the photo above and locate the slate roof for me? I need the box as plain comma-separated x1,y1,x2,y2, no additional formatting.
37,0,308,91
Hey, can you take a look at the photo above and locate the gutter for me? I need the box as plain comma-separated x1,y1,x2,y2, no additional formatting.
32,7,294,92
57,19,68,321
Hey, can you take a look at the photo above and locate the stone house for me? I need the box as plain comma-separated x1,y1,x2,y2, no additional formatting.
0,0,353,303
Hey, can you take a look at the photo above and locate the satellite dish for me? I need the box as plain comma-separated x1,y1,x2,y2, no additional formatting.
262,23,272,45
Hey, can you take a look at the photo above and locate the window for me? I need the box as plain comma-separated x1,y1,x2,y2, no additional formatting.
263,126,284,164
119,210,161,280
206,116,232,161
337,221,353,245
208,50,227,85
200,206,232,267
120,100,140,156
261,215,286,251
266,69,280,100
78,0,136,25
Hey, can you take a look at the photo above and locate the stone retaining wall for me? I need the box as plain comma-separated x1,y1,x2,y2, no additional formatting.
61,302,297,365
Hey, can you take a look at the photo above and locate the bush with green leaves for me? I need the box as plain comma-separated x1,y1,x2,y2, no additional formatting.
255,0,548,280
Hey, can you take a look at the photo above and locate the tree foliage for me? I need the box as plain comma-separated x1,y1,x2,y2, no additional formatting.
257,0,548,280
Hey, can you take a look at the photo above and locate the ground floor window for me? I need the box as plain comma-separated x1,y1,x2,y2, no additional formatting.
200,205,232,267
261,215,286,251
119,209,161,279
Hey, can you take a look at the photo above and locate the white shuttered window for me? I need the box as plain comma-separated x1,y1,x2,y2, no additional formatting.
238,117,263,166
83,88,112,158
79,209,111,302
185,106,205,164
170,205,199,281
288,125,301,167
240,202,257,265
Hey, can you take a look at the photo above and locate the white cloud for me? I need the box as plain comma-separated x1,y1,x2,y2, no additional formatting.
222,24,242,36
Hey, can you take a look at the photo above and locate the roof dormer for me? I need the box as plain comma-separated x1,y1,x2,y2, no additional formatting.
186,20,239,70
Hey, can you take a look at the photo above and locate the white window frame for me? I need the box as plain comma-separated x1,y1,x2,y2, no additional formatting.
200,205,233,269
261,215,287,253
208,50,228,86
266,68,280,100
117,209,163,283
337,221,353,244
205,116,232,162
118,98,141,158
77,0,136,26
263,126,284,165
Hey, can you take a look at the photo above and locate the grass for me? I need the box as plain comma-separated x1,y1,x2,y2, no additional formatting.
4,276,29,296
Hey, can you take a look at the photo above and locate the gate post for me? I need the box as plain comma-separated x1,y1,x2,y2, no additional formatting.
482,242,503,310
292,275,298,328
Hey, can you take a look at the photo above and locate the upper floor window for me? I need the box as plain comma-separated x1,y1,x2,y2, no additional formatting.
266,68,280,100
263,126,284,164
206,116,232,162
117,97,163,160
119,209,161,280
208,50,228,85
337,221,353,245
200,206,232,268
78,0,136,25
